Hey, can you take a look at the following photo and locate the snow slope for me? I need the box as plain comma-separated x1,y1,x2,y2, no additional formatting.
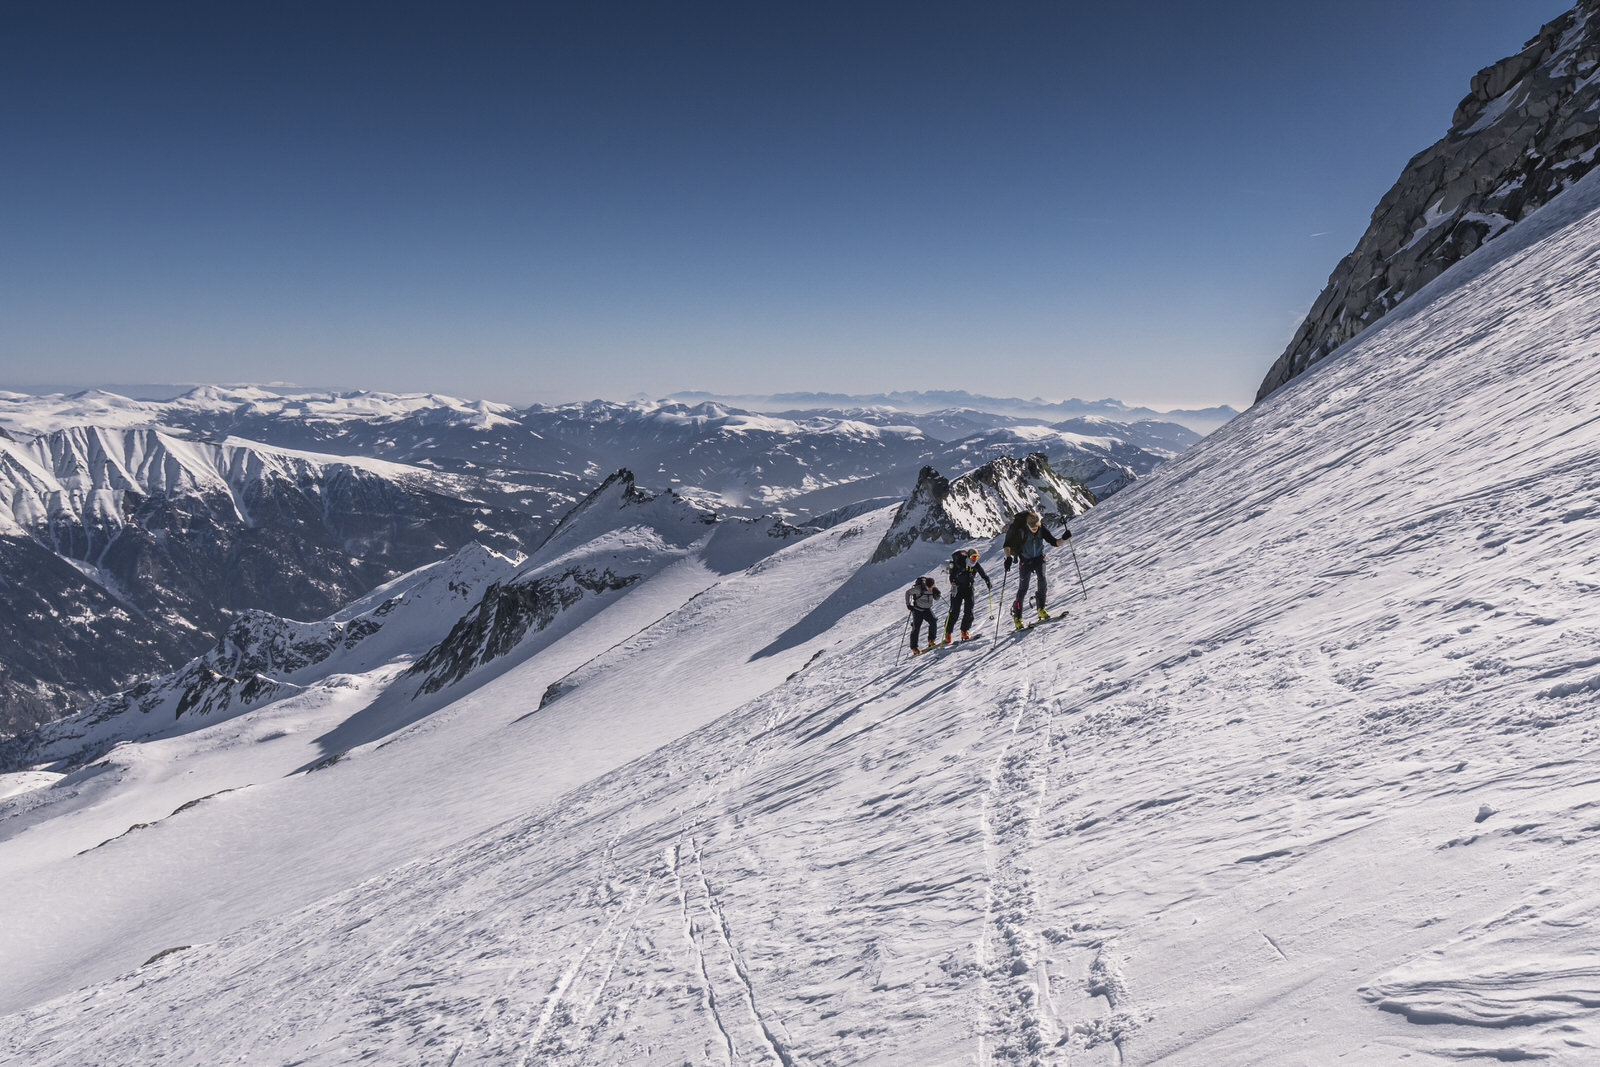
6,174,1600,1066
0,476,885,1026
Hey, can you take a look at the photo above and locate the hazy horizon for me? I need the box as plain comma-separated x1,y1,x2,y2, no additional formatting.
0,379,1242,415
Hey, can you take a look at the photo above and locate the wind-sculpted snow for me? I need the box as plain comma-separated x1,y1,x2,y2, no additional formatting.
6,158,1600,1065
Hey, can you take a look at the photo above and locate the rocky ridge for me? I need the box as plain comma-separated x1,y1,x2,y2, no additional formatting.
407,469,815,697
870,452,1093,563
1259,0,1600,399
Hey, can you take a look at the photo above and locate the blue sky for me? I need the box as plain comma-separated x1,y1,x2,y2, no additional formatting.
0,1,1573,410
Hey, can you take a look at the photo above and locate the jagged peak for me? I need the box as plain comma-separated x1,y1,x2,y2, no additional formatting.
532,468,719,561
869,452,1093,563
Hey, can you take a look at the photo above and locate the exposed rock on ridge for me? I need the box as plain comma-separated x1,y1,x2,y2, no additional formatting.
1259,0,1600,400
407,469,815,696
871,452,1094,563
406,569,638,697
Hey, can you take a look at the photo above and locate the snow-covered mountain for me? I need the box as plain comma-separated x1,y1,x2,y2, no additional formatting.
0,391,1194,522
0,387,1181,737
6,149,1600,1063
516,401,935,513
0,544,523,774
0,426,540,735
405,469,816,699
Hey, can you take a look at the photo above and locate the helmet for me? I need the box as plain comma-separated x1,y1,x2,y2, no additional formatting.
967,549,979,559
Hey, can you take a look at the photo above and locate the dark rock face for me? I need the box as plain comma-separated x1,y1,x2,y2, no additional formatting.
870,453,1094,563
1259,1,1600,401
0,608,388,772
406,568,638,697
0,535,189,737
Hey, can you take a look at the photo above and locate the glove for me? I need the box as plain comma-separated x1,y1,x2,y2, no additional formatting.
1004,556,1014,572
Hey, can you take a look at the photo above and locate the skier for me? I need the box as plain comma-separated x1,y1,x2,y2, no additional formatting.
905,575,942,654
1002,510,1071,631
943,547,992,642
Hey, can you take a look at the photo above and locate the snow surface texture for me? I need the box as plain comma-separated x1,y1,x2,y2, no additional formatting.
7,176,1600,1065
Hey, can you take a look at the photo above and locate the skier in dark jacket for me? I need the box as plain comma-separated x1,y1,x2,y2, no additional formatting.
905,575,942,654
1002,510,1070,630
944,548,992,642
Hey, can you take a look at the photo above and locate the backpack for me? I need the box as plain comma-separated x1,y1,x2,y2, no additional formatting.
948,550,974,584
1002,513,1032,555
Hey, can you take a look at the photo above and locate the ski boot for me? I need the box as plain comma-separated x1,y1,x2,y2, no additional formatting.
960,630,971,640
911,646,924,656
1037,607,1051,622
942,633,953,645
1013,616,1025,632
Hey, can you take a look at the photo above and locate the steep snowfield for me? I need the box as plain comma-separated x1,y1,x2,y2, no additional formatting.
5,179,1600,1065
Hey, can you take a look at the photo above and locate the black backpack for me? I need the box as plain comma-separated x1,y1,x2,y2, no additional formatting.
949,550,974,583
1002,513,1032,555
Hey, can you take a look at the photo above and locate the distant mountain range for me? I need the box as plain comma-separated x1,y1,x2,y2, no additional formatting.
0,386,1209,735
665,389,1238,433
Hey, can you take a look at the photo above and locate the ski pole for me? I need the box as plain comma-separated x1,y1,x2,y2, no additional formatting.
994,567,1008,640
1067,534,1088,602
895,612,912,666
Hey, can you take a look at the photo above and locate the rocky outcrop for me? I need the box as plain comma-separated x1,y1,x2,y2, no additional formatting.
0,534,184,738
1259,1,1600,400
870,453,1094,563
406,568,638,696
